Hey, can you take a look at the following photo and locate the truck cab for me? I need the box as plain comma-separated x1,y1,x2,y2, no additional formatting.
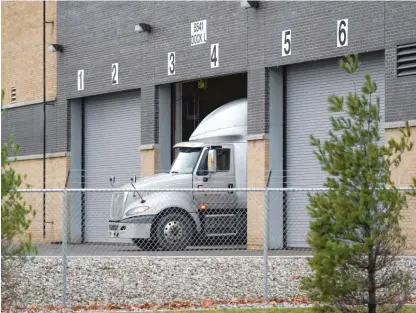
108,98,247,250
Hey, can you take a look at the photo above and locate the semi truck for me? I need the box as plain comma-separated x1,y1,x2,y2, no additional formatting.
108,98,248,250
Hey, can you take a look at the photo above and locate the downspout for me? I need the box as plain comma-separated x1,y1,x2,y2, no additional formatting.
81,98,86,243
42,0,46,239
170,83,176,164
282,66,288,249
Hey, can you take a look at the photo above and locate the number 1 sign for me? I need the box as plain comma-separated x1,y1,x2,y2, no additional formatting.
77,69,84,91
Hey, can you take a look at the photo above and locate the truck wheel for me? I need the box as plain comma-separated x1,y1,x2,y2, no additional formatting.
155,212,194,251
131,238,158,251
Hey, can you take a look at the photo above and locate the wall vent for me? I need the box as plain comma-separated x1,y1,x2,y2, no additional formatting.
397,42,416,77
10,87,17,104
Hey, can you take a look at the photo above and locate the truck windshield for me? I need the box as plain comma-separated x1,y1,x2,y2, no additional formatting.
170,147,202,174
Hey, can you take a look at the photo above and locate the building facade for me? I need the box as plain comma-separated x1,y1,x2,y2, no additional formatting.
2,1,416,249
1,0,67,243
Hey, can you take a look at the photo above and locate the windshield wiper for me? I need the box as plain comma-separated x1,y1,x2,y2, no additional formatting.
131,182,146,203
171,171,179,174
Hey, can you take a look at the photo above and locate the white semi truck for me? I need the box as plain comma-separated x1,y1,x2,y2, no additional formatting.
108,98,248,250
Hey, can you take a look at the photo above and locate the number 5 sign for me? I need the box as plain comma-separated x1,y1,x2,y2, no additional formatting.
282,30,291,56
337,19,348,47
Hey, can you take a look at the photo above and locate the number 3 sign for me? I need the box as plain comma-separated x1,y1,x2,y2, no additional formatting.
168,52,175,75
337,19,348,47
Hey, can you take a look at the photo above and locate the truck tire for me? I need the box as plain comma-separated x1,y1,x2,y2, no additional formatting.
131,238,158,251
155,212,195,251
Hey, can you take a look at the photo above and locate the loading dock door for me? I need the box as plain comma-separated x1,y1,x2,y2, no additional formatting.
84,90,141,243
286,52,385,248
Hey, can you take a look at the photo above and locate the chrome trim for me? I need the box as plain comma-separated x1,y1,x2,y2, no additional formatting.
206,232,237,237
205,214,235,218
109,215,155,224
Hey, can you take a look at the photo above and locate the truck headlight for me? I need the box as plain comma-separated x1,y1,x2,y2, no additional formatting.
125,206,150,217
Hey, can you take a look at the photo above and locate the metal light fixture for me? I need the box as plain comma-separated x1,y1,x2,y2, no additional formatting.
135,23,152,33
48,43,63,52
240,1,259,9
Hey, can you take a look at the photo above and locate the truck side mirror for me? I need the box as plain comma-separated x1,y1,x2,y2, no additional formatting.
208,149,217,173
109,176,115,187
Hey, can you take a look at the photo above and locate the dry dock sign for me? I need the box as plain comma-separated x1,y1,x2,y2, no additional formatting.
191,19,207,46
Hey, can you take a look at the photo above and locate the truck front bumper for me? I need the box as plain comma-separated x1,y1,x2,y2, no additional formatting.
108,215,155,239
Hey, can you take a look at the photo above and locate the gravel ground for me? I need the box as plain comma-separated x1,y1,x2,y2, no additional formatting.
2,256,416,311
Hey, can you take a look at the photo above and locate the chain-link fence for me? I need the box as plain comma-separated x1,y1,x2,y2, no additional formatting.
2,187,416,310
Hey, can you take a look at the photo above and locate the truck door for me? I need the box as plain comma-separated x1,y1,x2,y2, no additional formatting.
193,145,240,237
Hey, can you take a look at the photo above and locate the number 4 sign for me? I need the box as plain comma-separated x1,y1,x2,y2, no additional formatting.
210,43,219,68
337,19,348,47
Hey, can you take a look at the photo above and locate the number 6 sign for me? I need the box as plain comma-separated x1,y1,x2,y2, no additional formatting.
337,19,348,47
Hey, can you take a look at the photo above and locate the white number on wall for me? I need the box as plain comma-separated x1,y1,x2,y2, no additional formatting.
337,19,348,47
168,52,175,75
210,43,219,68
282,30,291,56
77,69,84,91
111,63,119,85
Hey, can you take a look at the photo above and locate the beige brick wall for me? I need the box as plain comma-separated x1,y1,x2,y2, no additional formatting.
247,139,269,250
1,0,57,105
386,126,416,253
140,148,159,177
8,156,68,243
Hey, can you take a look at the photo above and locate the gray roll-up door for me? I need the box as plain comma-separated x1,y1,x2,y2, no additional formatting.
286,51,385,248
84,90,141,243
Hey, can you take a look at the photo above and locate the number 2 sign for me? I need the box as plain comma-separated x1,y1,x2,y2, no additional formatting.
111,63,119,85
337,19,348,47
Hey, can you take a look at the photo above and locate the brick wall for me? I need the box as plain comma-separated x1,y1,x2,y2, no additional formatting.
1,1,60,157
1,1,57,105
247,139,269,249
8,156,68,243
386,127,416,252
56,1,416,152
3,1,416,155
385,2,416,123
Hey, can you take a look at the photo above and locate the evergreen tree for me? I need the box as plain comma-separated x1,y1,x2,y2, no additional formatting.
1,89,37,308
1,89,36,257
301,54,416,313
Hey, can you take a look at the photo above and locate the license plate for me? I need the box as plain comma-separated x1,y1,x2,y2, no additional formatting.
109,231,119,238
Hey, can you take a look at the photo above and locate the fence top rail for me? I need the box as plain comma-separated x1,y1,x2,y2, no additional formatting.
13,187,416,192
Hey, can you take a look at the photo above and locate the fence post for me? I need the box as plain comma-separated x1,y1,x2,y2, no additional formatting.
263,188,269,300
62,188,68,307
263,170,272,301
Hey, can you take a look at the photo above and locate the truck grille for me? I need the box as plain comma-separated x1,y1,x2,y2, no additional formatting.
110,192,125,220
